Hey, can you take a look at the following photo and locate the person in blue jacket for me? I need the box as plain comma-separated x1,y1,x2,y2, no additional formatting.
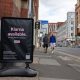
50,34,56,53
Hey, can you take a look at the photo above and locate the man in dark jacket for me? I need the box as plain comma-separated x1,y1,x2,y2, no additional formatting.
43,34,48,53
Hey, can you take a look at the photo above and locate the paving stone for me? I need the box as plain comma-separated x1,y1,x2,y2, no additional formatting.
34,55,51,58
33,57,39,64
39,58,61,66
0,77,39,80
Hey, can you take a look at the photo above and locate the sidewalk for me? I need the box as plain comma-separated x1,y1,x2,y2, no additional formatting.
0,47,61,80
0,47,46,80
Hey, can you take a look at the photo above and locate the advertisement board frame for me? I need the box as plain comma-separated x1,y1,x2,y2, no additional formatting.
0,17,34,63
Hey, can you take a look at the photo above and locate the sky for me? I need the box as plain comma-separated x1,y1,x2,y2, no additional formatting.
39,0,77,23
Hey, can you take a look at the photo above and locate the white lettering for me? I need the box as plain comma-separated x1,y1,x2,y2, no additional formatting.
10,27,24,31
8,32,27,36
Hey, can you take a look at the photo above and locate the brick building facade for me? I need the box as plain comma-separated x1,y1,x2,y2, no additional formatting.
75,0,80,45
0,0,39,20
48,23,58,36
48,22,64,36
75,0,80,36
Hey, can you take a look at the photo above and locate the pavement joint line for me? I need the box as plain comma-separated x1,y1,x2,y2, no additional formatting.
38,57,40,64
39,77,73,80
37,71,40,80
55,50,80,61
34,55,52,58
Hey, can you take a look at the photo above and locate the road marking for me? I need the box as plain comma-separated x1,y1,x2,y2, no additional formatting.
39,77,72,80
56,51,80,61
39,58,61,66
68,64,80,72
58,56,72,61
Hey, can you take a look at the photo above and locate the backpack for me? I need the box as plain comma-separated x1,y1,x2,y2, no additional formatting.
43,36,48,44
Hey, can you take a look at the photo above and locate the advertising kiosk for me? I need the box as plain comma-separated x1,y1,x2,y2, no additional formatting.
0,17,37,77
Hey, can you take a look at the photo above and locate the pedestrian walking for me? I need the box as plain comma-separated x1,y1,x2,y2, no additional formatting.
43,34,49,53
49,34,56,53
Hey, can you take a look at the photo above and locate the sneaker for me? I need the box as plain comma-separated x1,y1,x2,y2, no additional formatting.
52,51,54,53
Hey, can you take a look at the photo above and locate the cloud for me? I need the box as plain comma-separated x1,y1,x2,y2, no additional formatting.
39,0,77,22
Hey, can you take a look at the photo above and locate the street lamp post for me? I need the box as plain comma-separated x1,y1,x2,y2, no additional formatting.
25,0,37,77
28,0,33,18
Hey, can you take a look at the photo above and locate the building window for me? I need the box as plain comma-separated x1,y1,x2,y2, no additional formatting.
71,27,73,30
71,33,73,36
71,21,74,25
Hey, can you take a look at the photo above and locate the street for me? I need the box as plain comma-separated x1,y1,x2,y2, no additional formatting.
0,47,80,80
0,0,80,80
55,47,80,57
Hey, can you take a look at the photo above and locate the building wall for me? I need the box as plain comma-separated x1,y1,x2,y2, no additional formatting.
57,22,64,29
0,0,39,20
21,0,28,17
0,0,22,18
48,23,57,36
67,12,75,41
75,1,80,36
12,0,21,17
0,0,14,18
0,20,1,40
75,0,80,45
34,0,39,21
57,22,67,41
13,0,21,12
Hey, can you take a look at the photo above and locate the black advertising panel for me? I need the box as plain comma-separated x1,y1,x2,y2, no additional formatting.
1,17,34,63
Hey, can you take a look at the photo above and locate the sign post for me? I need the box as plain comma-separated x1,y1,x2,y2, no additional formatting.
0,17,37,77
